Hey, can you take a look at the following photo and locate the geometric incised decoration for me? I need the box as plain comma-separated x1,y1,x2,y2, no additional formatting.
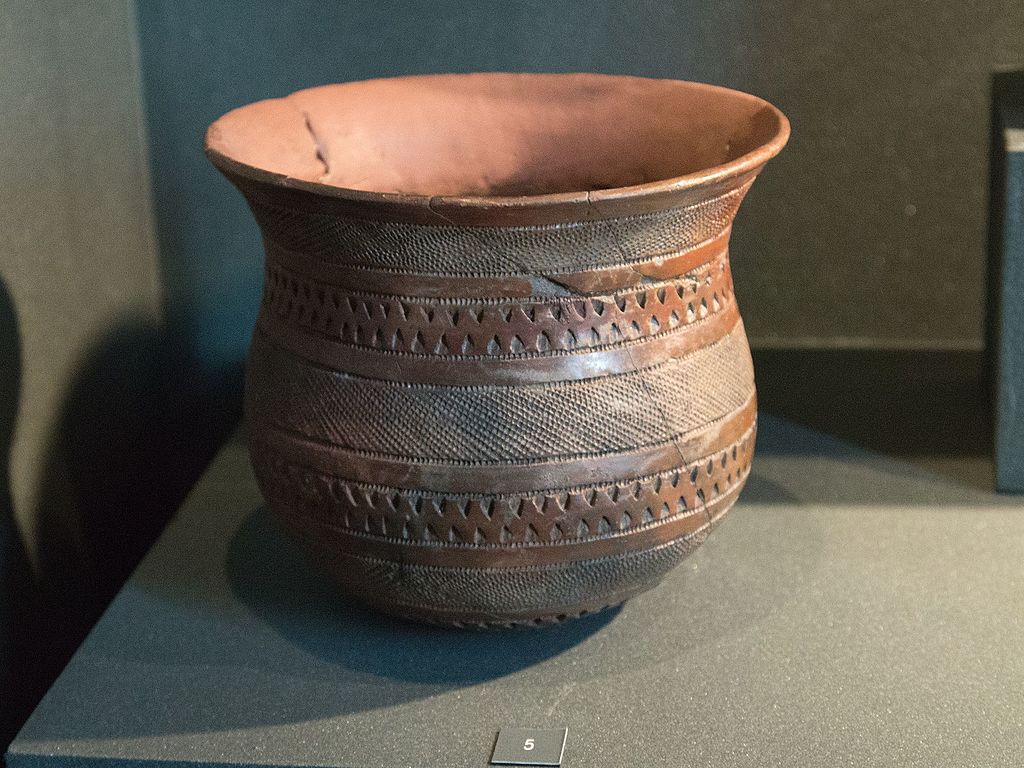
205,72,790,626
252,421,755,548
261,256,733,358
248,326,754,463
247,182,749,276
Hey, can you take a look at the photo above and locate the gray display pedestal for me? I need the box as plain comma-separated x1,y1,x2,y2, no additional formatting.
7,417,1024,768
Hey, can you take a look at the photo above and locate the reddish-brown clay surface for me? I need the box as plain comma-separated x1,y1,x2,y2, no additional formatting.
206,73,788,628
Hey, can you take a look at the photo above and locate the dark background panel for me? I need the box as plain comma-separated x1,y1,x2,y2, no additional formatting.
988,72,1024,491
1,0,1021,758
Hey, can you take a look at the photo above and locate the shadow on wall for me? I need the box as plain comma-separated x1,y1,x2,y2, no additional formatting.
0,300,244,749
0,274,39,747
35,318,243,634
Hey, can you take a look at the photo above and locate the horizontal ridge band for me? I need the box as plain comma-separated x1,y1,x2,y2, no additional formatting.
247,181,750,278
257,304,740,385
246,321,754,463
256,249,736,383
248,393,756,493
256,411,753,569
264,461,749,568
261,228,731,298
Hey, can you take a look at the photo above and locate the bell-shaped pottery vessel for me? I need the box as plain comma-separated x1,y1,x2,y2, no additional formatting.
206,73,789,628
